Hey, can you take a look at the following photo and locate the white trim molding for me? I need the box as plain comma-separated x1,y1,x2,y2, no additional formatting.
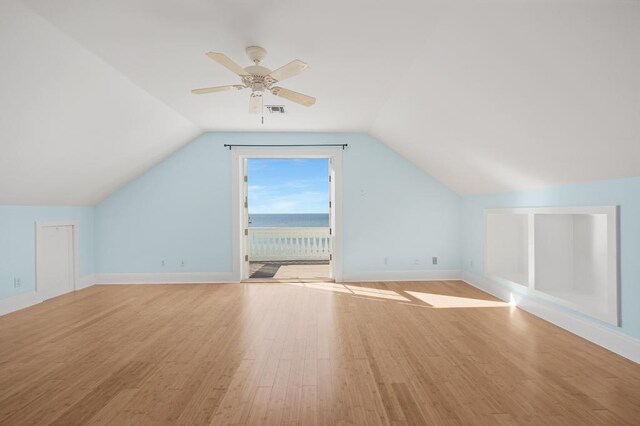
230,146,344,282
342,269,462,282
463,271,640,364
0,291,42,316
0,273,97,317
96,272,237,285
77,274,98,290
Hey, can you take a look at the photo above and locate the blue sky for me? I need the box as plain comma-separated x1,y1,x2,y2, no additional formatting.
248,159,329,214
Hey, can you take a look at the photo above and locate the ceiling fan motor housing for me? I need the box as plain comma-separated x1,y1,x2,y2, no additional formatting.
243,65,273,93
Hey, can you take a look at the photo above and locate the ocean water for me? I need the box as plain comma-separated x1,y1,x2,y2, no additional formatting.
249,213,329,227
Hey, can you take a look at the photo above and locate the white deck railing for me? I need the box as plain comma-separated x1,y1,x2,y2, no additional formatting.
248,227,331,261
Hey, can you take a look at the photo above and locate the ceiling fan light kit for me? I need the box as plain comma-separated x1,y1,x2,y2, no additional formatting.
192,46,316,114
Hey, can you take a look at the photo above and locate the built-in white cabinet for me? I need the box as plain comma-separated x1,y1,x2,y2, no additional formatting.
485,207,618,325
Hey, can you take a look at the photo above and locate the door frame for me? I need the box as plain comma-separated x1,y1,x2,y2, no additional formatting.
231,147,344,282
35,221,80,298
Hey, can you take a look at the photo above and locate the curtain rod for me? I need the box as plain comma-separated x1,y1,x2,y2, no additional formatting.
223,143,348,150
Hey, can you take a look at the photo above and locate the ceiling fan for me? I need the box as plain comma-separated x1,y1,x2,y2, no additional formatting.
191,46,316,113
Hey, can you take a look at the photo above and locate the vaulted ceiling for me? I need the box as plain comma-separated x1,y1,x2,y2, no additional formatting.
372,1,640,194
2,0,640,204
0,0,200,205
21,0,438,132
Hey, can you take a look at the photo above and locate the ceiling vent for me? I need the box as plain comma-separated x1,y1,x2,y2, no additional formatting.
266,105,286,114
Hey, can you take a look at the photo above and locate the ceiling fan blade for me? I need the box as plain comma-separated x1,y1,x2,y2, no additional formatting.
249,93,263,114
271,87,316,107
267,60,309,82
191,85,245,95
206,52,250,76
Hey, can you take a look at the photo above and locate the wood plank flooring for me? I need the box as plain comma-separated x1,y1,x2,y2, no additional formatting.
0,281,639,425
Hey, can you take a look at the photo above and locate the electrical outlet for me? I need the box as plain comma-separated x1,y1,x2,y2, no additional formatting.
161,260,166,267
13,277,21,288
432,257,438,265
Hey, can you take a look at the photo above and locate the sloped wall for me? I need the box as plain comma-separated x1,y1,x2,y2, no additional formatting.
0,0,199,205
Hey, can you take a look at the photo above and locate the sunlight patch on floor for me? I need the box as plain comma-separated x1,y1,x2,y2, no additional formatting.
349,289,409,301
278,282,511,307
282,282,410,301
347,286,410,301
305,282,352,293
345,285,396,295
405,291,511,308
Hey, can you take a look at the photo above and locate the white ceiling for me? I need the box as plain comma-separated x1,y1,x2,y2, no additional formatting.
22,0,441,132
3,0,640,203
372,1,640,194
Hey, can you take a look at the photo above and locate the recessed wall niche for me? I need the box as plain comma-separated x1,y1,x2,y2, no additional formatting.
485,206,618,325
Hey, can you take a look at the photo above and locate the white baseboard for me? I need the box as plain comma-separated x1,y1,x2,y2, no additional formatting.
0,274,98,317
462,271,640,364
77,274,97,290
342,269,462,282
95,272,237,285
0,291,42,316
0,272,233,317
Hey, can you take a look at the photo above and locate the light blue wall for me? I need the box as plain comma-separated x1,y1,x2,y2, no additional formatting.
343,135,461,275
461,176,640,339
3,131,638,342
0,205,94,299
95,132,462,276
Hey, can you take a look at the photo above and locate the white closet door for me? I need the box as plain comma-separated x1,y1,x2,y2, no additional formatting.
37,225,75,300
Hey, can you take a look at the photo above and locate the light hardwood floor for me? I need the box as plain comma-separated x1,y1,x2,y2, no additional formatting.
0,281,639,425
